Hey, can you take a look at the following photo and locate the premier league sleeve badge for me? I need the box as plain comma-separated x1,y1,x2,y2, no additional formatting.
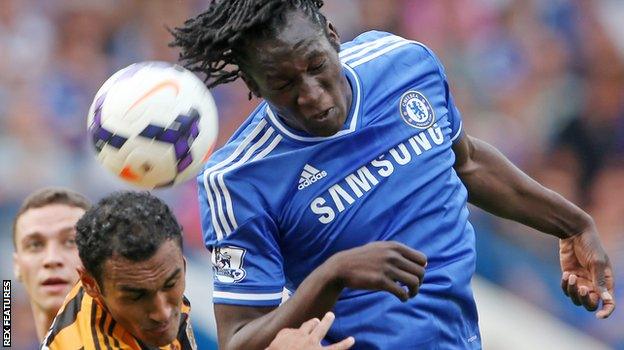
212,246,247,283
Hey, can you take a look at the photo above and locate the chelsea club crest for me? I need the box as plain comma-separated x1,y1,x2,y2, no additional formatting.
399,90,435,129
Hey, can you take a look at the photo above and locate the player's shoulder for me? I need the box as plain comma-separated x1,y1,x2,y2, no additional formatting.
198,101,286,188
340,30,441,71
203,102,272,168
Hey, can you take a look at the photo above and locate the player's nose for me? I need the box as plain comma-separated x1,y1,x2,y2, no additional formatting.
42,243,64,269
149,291,173,323
297,76,324,108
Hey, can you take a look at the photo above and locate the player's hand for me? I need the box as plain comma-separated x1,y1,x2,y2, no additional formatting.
328,241,427,302
265,312,355,350
559,228,615,319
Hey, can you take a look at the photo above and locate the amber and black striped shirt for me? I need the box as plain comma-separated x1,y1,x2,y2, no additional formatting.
40,282,197,350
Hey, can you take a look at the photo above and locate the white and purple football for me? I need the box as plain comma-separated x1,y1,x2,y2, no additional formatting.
87,61,218,189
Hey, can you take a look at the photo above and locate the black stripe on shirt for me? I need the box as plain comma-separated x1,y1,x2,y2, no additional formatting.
137,339,158,350
44,288,85,345
98,309,113,350
107,318,121,349
90,302,103,350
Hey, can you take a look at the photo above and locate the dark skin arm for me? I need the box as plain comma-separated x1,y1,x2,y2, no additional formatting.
214,241,427,350
452,133,615,319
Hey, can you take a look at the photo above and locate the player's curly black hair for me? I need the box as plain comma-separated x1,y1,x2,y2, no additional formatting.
76,191,183,286
169,0,328,89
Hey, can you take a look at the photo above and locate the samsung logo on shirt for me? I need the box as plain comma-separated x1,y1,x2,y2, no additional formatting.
310,124,444,224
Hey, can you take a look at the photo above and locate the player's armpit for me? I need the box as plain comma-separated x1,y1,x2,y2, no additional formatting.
450,131,471,171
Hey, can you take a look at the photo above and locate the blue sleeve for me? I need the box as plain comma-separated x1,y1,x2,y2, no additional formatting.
197,168,284,307
443,77,464,143
422,45,464,142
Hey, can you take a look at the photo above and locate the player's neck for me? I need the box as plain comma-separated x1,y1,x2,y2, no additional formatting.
32,303,57,341
341,70,353,120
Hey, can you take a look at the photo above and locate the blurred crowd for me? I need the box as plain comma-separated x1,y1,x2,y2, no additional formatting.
1,0,623,348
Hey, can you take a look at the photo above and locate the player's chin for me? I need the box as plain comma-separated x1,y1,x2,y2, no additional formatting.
305,107,345,136
141,323,179,346
306,119,342,137
141,330,178,347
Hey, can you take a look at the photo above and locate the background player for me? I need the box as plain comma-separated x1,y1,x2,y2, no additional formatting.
171,0,616,349
12,187,90,340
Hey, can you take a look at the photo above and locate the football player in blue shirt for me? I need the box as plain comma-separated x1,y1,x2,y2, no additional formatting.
171,1,616,349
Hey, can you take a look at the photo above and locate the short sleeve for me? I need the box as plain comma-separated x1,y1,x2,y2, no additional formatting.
423,46,464,143
443,79,463,143
197,170,284,307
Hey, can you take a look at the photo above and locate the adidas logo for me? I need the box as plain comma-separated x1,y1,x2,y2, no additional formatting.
298,164,327,190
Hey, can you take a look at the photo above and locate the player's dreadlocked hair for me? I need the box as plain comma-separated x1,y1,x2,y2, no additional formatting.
170,0,328,89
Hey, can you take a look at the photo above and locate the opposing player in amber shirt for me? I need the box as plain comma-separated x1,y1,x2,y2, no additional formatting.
41,191,197,350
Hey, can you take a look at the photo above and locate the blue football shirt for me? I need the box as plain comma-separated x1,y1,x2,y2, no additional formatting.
198,31,481,349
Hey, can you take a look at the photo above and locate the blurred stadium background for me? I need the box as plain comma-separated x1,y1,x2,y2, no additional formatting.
0,0,622,348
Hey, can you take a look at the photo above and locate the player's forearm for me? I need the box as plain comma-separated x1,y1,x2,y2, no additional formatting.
456,136,593,239
225,262,344,350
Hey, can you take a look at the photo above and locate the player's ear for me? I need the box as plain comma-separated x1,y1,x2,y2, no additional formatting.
13,253,22,282
326,21,341,51
239,71,262,99
79,267,102,299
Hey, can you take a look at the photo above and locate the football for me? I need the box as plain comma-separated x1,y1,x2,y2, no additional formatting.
87,61,218,189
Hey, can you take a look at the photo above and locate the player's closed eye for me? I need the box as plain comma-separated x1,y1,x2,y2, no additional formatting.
163,280,177,290
129,293,144,301
273,80,293,91
309,60,326,73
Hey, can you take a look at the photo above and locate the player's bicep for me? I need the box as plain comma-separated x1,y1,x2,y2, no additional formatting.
453,133,502,195
453,132,491,186
214,304,277,345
